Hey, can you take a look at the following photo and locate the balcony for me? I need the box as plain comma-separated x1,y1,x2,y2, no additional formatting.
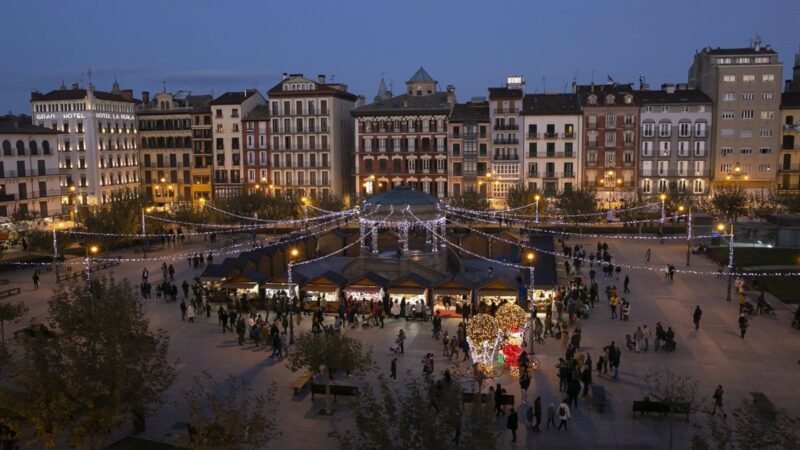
562,132,575,139
623,161,634,168
623,122,634,129
534,151,575,158
562,172,575,178
778,165,800,172
623,140,634,147
493,137,519,145
544,132,558,139
527,132,540,139
494,108,518,114
494,124,519,131
588,123,597,130
0,168,60,178
783,124,800,131
493,155,519,161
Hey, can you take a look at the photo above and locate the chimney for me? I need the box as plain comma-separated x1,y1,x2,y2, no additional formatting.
142,91,150,104
120,89,133,101
786,80,793,92
356,95,366,108
72,83,79,90
282,73,288,81
446,85,456,108
318,74,326,84
661,83,676,94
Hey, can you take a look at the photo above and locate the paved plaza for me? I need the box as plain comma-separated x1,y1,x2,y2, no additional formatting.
3,234,800,449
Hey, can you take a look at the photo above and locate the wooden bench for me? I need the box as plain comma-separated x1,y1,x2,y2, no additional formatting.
750,392,777,420
591,384,608,413
291,371,313,394
310,383,358,402
462,392,515,406
0,287,21,299
633,400,690,420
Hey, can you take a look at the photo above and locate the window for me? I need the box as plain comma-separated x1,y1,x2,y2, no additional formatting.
528,142,537,157
740,129,753,138
760,129,773,137
721,129,735,137
742,92,754,100
762,92,774,100
758,164,771,172
641,179,652,193
216,138,224,150
641,141,654,157
693,179,704,194
740,148,752,155
642,122,655,137
216,124,223,133
659,141,670,157
723,75,736,82
742,75,755,82
605,113,616,128
761,111,774,120
762,74,775,82
741,110,754,119
604,132,616,147
694,141,706,156
452,143,460,156
695,122,707,137
723,93,735,101
678,141,689,157
722,111,735,120
759,147,772,154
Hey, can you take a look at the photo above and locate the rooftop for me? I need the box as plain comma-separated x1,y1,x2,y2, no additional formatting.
575,83,637,106
0,116,60,135
449,101,490,122
638,88,712,105
408,67,435,83
352,92,450,117
488,87,524,99
244,104,270,121
210,89,260,105
700,46,777,56
31,87,136,103
781,92,800,109
521,93,582,115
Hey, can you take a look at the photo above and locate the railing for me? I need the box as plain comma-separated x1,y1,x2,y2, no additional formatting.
0,168,60,178
493,108,518,114
531,152,575,158
641,169,711,177
779,166,800,172
783,124,800,131
493,155,519,161
543,132,558,139
562,132,575,139
623,122,634,129
623,161,634,168
493,138,519,145
527,132,540,139
494,124,519,131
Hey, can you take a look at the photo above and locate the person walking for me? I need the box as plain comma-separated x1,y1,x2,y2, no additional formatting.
634,326,644,353
32,271,40,290
642,325,651,351
507,407,518,443
532,396,542,432
397,329,406,354
236,317,246,346
623,275,630,294
180,300,187,321
390,358,397,380
711,385,727,419
519,370,531,404
186,303,195,323
738,314,749,339
645,248,651,262
693,306,703,330
581,365,592,397
546,402,557,429
494,383,506,417
556,401,571,432
610,342,621,378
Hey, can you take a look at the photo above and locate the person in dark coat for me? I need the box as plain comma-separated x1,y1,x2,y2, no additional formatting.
532,396,542,431
507,407,518,443
494,383,506,416
693,305,703,330
581,365,592,397
567,378,581,409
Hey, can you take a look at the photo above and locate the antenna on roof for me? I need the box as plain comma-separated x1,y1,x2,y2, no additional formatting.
542,76,546,93
330,74,336,82
163,80,167,93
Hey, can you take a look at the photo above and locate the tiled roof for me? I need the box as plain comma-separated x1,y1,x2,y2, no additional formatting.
0,117,60,135
408,67,435,82
637,88,712,105
30,88,136,103
488,87,523,99
701,46,777,56
352,92,450,117
210,90,259,105
450,101,490,122
267,77,358,101
575,84,637,106
244,104,269,121
521,94,582,115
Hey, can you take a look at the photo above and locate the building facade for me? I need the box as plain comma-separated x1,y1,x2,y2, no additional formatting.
488,77,524,207
577,84,638,205
688,40,783,191
268,74,357,199
137,91,211,205
0,117,61,218
191,101,213,201
353,69,452,198
447,99,490,198
31,82,139,206
521,93,582,197
637,84,713,198
779,91,800,194
242,105,270,194
210,90,266,199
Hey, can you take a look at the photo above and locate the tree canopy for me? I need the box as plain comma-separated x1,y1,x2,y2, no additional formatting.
711,186,748,222
505,184,549,217
449,191,491,211
555,188,598,223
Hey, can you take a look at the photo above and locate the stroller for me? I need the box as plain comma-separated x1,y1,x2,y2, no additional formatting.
389,338,402,354
742,301,755,316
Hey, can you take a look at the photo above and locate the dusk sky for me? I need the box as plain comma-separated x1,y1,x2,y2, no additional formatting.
1,0,798,113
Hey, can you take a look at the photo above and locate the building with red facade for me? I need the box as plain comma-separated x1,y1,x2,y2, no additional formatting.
241,104,269,194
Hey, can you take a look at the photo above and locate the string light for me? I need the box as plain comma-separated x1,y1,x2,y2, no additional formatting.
495,303,527,332
204,202,354,224
445,200,661,219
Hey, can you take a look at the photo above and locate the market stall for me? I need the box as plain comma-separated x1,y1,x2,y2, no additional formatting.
431,276,472,318
476,278,519,314
344,272,388,314
300,271,347,313
388,273,432,319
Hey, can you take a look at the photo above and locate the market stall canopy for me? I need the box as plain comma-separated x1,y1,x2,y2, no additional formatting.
199,263,238,282
221,270,267,289
301,271,348,292
346,271,390,290
264,275,293,291
389,272,433,295
432,275,473,296
476,276,519,297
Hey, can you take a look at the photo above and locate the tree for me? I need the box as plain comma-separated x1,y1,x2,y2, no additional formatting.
0,276,176,450
449,191,491,211
180,372,280,450
505,184,549,217
555,188,599,228
0,301,28,345
286,332,373,416
776,194,800,214
644,370,700,450
691,403,800,450
79,195,145,243
711,186,747,222
337,375,500,450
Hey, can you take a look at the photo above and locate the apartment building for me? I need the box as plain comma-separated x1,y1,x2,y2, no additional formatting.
31,81,139,206
576,83,638,205
137,91,212,205
779,91,800,194
688,39,783,191
447,99,490,197
242,104,270,194
268,74,357,199
521,93,582,197
191,100,213,201
488,76,524,207
210,90,265,198
353,69,452,198
637,84,713,198
0,117,61,218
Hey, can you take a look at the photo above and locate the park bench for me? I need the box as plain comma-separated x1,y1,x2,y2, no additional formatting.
310,383,358,402
462,391,515,406
591,384,608,413
750,392,777,420
633,400,691,420
0,287,21,299
0,279,9,285
291,370,313,394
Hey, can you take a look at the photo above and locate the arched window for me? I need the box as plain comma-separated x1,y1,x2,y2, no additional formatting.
16,140,25,155
29,140,38,155
2,140,11,156
42,140,50,154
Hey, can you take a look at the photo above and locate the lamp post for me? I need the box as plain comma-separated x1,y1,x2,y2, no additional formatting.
679,205,693,267
288,247,299,344
526,251,536,353
718,223,735,302
534,194,540,224
85,244,99,283
659,193,667,237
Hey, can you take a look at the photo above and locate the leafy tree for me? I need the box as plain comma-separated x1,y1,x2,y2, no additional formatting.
776,194,800,214
0,276,176,450
180,372,280,450
555,188,599,226
312,194,345,214
505,184,549,217
644,370,699,450
691,403,800,450
79,195,145,241
286,332,373,416
0,301,28,345
711,186,747,222
337,375,500,450
449,191,491,211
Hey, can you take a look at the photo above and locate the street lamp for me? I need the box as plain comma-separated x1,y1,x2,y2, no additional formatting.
86,244,99,282
534,194,540,224
718,223,735,302
526,251,536,352
659,193,667,237
678,205,693,267
142,206,154,258
288,247,300,344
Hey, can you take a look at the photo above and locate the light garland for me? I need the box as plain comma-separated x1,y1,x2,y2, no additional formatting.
449,207,682,228
445,200,661,219
204,202,354,224
495,303,527,331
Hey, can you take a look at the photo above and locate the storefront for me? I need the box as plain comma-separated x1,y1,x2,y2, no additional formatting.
432,276,472,318
300,271,346,313
264,275,296,299
344,272,388,312
388,273,431,318
476,279,519,314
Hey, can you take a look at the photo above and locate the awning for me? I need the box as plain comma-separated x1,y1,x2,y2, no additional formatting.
477,278,518,297
346,271,389,291
301,270,347,293
221,281,259,290
432,276,472,296
388,287,427,295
